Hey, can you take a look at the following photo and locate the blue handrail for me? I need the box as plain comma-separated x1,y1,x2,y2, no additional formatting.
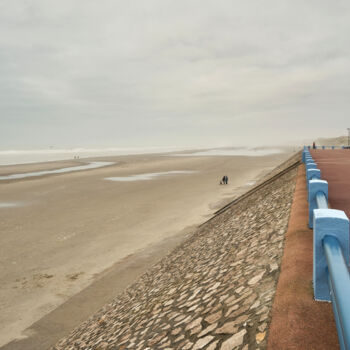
324,235,350,350
316,192,328,209
305,148,350,349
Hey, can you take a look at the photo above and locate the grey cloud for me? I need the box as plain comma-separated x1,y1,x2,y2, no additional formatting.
1,0,350,148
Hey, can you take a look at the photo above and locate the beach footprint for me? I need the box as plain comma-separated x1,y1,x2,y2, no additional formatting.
66,272,84,281
14,273,54,289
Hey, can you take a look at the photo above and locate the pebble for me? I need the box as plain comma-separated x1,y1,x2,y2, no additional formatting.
207,340,220,350
256,331,266,343
248,271,265,286
185,317,202,331
220,329,247,350
205,311,222,324
270,262,279,272
198,323,217,338
215,321,238,334
193,335,214,349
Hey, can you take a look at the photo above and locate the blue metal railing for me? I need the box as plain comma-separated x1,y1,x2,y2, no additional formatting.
306,145,346,150
324,235,350,350
303,147,350,350
316,191,328,209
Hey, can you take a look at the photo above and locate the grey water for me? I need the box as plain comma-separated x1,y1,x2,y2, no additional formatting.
0,162,114,181
105,170,196,182
172,148,283,157
0,147,187,165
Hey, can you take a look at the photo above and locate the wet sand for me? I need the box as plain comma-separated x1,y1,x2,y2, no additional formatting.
0,149,295,348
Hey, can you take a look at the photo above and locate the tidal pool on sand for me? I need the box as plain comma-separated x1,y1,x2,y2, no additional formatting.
0,162,115,181
105,171,196,182
0,202,21,208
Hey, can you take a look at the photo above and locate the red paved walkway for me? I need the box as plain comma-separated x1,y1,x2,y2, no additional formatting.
268,165,338,350
311,149,350,217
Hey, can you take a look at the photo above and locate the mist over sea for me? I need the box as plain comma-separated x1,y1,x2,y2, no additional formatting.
0,147,286,166
0,147,186,165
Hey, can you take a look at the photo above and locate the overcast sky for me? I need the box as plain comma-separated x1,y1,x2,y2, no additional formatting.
1,0,350,149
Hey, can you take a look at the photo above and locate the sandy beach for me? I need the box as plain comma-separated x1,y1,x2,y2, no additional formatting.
0,148,296,348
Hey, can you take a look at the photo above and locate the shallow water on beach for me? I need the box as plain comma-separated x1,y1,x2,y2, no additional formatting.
0,202,21,208
0,162,114,181
105,170,196,182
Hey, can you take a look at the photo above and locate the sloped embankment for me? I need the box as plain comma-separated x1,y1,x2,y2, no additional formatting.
53,158,299,350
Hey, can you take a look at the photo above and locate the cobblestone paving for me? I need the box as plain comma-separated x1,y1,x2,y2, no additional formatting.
53,167,297,350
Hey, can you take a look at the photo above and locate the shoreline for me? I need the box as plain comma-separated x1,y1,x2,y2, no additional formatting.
0,145,296,168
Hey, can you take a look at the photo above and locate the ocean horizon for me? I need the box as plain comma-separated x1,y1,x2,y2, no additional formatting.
0,146,189,166
0,146,289,166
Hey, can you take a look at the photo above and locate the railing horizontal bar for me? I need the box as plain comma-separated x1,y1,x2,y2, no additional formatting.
323,235,350,350
316,191,328,209
328,273,347,350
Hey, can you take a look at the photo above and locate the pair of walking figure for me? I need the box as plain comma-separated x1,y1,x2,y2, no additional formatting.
221,175,228,185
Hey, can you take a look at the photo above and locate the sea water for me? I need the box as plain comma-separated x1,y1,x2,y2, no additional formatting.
172,148,283,157
0,147,284,166
0,147,186,166
0,162,114,181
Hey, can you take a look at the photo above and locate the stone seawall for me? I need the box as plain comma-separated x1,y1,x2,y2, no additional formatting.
53,159,298,350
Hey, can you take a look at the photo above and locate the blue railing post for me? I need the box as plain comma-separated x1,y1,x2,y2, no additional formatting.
306,169,321,193
305,157,313,164
303,150,307,163
308,179,328,228
303,148,312,164
307,145,350,349
306,162,317,172
307,169,321,181
313,209,349,301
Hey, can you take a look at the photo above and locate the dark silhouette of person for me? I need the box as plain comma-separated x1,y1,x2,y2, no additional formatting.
220,175,229,184
313,142,316,149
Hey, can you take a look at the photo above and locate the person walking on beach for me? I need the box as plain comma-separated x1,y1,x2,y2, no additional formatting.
221,175,228,184
224,175,228,184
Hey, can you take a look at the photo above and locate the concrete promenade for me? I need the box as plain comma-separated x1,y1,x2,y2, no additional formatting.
311,149,350,217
